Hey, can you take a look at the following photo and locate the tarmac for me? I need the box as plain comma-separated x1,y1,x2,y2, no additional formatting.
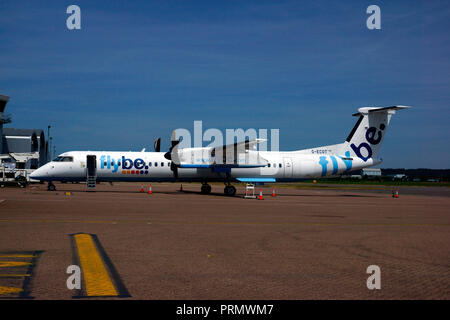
0,182,449,299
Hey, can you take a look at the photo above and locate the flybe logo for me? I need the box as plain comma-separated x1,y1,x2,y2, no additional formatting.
100,155,149,174
318,151,353,177
350,124,385,162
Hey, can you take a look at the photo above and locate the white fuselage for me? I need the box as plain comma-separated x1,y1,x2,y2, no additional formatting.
29,106,409,184
30,150,379,183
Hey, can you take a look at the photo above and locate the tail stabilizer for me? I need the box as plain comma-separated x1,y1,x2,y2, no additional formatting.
343,106,410,161
297,106,410,162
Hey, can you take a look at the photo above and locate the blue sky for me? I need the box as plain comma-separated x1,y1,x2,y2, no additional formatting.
0,0,449,168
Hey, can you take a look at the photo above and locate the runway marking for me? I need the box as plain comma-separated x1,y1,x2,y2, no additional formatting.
71,234,130,298
73,234,118,297
0,286,22,295
0,251,42,298
0,261,32,268
0,254,36,258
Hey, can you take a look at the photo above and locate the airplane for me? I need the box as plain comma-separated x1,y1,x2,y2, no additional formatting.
30,106,409,195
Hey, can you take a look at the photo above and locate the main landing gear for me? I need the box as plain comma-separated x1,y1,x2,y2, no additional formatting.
224,184,236,197
200,182,236,196
47,182,56,191
201,183,212,194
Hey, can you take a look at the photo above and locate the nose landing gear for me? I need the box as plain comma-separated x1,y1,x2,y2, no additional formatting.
47,182,56,191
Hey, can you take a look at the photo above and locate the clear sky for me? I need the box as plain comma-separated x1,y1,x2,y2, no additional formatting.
0,0,448,168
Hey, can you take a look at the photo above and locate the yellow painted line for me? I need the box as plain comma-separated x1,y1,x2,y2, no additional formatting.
0,286,22,295
0,261,31,268
74,234,118,297
0,254,36,258
0,274,30,277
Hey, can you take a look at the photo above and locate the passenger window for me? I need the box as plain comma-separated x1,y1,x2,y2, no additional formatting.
154,162,158,167
268,163,271,168
279,163,282,168
161,162,164,167
148,162,152,167
104,161,107,166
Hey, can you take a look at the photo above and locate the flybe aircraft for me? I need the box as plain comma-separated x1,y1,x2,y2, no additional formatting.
30,106,409,196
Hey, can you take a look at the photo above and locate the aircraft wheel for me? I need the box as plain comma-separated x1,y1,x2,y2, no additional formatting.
224,185,236,196
201,184,211,194
48,183,56,191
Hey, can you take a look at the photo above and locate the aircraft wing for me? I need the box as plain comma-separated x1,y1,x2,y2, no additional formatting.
175,139,268,168
210,138,266,165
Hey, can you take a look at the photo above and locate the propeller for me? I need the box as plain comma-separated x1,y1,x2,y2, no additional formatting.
164,131,181,180
154,137,161,152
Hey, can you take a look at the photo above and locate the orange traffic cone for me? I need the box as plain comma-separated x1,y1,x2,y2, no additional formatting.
272,187,276,197
148,184,152,195
140,184,144,193
394,189,399,198
258,189,263,200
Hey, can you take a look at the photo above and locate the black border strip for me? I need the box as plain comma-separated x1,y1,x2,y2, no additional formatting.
19,250,43,299
345,115,364,142
69,234,85,298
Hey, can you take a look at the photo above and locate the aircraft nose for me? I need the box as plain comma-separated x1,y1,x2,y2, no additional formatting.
29,167,42,179
30,165,49,180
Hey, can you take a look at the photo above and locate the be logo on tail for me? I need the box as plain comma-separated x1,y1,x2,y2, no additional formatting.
350,124,385,162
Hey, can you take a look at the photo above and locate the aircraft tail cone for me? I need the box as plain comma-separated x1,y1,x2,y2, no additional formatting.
258,189,263,200
148,184,152,195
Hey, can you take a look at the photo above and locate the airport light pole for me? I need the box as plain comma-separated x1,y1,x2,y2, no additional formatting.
47,125,51,162
49,137,53,161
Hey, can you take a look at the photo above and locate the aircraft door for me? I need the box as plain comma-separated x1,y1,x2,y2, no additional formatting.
283,157,293,178
86,155,97,177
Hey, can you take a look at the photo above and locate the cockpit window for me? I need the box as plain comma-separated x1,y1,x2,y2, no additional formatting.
53,156,73,162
